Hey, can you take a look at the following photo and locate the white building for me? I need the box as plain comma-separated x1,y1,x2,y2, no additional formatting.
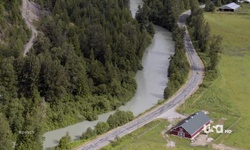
219,2,240,12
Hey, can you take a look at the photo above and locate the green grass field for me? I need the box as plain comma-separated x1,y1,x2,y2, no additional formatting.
102,119,169,150
179,4,250,149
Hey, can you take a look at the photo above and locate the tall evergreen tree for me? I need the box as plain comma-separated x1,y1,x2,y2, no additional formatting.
199,22,211,52
209,35,222,70
15,92,45,150
0,57,18,98
55,132,71,150
0,113,13,150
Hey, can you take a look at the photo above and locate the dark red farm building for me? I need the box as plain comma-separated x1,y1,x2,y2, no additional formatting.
170,111,211,139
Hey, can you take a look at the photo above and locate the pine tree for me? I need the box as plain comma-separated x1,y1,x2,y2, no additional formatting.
95,122,110,135
0,113,13,150
15,92,45,150
81,127,95,139
216,0,222,6
55,132,71,150
0,57,18,98
199,22,211,52
209,35,222,70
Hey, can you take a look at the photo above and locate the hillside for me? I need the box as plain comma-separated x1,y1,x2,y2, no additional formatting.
0,0,152,149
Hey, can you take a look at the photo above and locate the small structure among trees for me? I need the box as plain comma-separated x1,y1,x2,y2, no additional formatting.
170,111,211,140
219,2,240,11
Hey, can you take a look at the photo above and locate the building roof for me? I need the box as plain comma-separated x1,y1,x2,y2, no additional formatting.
220,2,240,10
174,111,210,135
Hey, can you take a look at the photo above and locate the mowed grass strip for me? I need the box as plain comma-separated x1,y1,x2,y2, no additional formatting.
179,5,250,149
102,119,168,150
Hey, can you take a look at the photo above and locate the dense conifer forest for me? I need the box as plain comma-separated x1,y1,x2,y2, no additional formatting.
0,0,152,149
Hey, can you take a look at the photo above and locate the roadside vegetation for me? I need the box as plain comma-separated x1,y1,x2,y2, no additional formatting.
187,0,222,71
62,111,134,149
178,3,250,150
80,111,134,140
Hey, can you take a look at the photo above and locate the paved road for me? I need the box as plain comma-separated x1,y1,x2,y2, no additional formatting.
21,0,38,56
75,10,205,150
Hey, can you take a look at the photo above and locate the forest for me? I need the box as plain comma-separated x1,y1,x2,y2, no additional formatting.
0,0,152,149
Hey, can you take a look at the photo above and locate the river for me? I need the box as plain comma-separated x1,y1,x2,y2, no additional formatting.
43,0,174,149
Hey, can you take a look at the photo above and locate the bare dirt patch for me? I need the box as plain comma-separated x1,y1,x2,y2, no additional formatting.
21,0,40,56
166,140,176,148
162,132,176,148
190,134,213,146
156,108,186,123
24,0,41,23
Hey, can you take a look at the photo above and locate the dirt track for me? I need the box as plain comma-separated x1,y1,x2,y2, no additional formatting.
21,0,39,56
